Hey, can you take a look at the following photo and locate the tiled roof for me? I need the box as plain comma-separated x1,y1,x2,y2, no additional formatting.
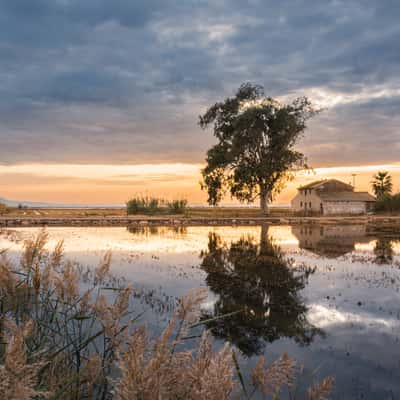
318,191,376,202
298,179,355,190
298,179,327,189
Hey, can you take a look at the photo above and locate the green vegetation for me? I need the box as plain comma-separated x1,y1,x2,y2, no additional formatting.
166,198,188,214
199,83,319,215
126,196,161,214
0,230,333,399
371,172,399,213
375,193,400,213
126,196,188,215
371,171,393,198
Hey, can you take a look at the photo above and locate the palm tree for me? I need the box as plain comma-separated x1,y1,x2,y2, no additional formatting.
371,171,393,198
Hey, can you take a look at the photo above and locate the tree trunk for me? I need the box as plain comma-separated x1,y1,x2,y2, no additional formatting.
260,223,274,256
260,190,269,215
260,223,269,249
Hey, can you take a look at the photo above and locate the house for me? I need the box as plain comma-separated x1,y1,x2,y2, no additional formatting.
291,179,375,215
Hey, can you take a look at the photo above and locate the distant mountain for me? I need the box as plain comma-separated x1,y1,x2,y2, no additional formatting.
0,197,53,208
0,197,124,208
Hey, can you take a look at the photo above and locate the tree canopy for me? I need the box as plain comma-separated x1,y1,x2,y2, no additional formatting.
199,83,319,214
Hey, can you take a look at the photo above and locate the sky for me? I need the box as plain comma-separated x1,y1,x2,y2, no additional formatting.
0,0,399,205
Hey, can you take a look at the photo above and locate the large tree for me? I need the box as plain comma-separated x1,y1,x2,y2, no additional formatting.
199,83,318,214
371,171,393,198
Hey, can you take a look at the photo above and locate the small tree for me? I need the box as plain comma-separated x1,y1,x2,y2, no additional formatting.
199,83,319,214
371,171,392,198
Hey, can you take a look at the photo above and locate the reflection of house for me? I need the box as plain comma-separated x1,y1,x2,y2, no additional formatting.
292,225,370,257
291,179,375,215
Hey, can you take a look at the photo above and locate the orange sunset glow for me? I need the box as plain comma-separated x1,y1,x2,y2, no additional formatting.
1,162,399,205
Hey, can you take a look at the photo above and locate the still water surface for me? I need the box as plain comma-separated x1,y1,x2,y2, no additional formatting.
1,224,400,399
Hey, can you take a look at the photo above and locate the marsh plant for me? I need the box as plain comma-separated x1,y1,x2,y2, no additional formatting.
126,196,188,215
0,230,333,399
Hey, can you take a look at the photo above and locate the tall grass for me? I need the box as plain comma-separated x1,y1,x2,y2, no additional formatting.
166,199,188,214
126,196,187,215
0,230,333,399
375,193,400,213
126,196,161,215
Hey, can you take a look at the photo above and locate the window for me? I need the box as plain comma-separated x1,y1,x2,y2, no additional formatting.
300,201,303,207
309,202,312,208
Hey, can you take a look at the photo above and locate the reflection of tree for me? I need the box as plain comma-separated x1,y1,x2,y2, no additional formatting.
374,238,394,264
200,224,321,356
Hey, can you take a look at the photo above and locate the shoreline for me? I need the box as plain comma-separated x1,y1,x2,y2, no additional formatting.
1,215,400,228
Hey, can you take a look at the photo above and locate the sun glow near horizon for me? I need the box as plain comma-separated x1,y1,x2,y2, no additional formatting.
0,162,400,205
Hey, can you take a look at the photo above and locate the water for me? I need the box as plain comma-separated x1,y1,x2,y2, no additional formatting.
1,224,400,399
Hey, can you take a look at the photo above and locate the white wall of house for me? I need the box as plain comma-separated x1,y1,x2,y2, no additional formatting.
291,189,323,213
323,201,367,215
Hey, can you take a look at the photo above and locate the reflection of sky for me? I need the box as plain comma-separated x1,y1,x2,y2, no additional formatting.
355,240,400,253
0,225,299,252
1,226,400,399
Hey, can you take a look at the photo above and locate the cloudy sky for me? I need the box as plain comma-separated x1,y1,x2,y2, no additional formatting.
0,0,399,204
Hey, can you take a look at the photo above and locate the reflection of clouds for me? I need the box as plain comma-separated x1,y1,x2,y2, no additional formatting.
0,227,202,254
308,304,398,330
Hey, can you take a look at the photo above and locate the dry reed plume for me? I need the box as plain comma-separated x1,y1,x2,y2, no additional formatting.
0,319,49,399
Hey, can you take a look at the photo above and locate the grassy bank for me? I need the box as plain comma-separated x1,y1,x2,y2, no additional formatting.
0,206,292,219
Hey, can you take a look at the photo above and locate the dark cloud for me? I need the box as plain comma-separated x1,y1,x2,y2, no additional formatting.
0,0,399,165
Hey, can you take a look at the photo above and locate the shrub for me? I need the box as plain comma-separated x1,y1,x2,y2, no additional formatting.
126,196,188,215
166,199,188,214
126,196,161,215
375,193,400,213
0,230,333,399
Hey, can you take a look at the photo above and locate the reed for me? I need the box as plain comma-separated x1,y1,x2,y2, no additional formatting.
126,196,188,215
